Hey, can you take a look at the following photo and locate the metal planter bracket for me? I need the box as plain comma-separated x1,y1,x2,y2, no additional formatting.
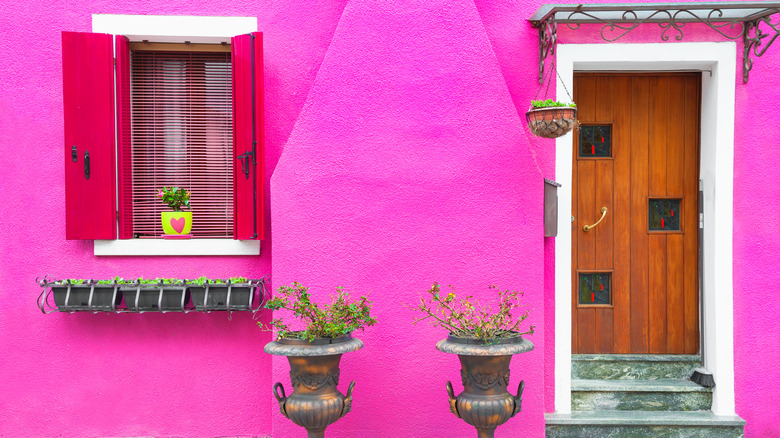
36,276,268,316
528,2,780,83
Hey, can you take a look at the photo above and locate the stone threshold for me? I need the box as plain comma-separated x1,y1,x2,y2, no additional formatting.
573,354,701,362
546,411,745,427
572,379,711,392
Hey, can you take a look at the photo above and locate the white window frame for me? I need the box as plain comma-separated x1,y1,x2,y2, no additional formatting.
553,42,737,416
91,14,260,256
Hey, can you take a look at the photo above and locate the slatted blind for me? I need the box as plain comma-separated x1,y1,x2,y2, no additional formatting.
130,49,233,238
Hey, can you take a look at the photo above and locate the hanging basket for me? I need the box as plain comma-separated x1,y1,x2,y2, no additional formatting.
526,106,578,139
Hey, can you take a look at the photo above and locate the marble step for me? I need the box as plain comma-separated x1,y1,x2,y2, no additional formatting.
546,411,745,438
572,354,701,380
571,379,712,412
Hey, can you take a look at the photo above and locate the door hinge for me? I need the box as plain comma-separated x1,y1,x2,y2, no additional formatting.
699,180,704,230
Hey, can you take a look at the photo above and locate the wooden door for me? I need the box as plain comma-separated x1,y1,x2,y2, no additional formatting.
572,73,700,354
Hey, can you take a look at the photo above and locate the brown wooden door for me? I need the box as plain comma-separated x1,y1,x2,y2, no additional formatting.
572,73,700,354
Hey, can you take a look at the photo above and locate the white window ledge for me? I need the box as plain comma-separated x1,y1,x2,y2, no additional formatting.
94,239,261,256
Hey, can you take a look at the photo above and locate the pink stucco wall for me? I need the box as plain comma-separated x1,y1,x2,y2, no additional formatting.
0,0,347,436
731,35,780,438
270,0,545,436
1,0,778,437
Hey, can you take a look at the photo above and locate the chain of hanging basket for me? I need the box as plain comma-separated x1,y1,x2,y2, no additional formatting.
525,60,578,139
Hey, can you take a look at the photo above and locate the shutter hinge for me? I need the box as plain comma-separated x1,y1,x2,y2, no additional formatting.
114,57,116,65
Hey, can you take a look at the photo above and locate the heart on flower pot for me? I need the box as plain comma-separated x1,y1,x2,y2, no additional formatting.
161,211,192,235
170,217,186,233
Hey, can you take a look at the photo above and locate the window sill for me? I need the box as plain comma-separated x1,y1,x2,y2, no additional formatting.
94,239,261,256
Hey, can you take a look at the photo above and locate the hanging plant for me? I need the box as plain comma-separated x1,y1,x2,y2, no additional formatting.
526,62,578,139
526,100,578,139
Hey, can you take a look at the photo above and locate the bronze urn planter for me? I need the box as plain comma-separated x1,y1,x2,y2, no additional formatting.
264,334,363,438
437,334,534,438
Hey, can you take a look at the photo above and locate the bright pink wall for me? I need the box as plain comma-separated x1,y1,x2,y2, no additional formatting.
1,0,779,437
554,12,780,437
270,1,545,436
732,33,780,438
0,0,347,436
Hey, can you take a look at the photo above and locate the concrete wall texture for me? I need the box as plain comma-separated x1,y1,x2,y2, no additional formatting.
0,0,777,437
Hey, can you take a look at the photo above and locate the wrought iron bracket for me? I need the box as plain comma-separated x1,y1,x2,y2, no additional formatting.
539,17,557,84
530,3,780,83
744,16,780,83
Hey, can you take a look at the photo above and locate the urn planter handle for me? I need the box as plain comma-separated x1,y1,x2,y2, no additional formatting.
340,381,356,418
273,382,289,418
445,381,461,418
512,380,525,417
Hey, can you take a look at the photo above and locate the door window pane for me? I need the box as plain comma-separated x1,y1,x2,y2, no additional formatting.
649,199,681,231
579,272,611,305
579,125,612,157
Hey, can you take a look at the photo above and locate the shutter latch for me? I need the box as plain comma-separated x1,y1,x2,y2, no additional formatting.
237,150,254,180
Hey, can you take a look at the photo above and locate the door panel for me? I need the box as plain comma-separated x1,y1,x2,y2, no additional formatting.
572,73,700,355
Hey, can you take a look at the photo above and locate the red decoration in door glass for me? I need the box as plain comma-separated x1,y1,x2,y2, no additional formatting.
579,125,612,158
649,198,681,231
592,292,594,302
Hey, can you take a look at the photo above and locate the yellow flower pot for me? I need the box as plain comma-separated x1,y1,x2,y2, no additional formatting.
161,211,192,235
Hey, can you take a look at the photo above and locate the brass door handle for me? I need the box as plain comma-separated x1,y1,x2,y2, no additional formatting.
583,207,608,232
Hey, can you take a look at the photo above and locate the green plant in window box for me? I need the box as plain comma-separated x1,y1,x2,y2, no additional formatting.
188,276,255,311
526,99,578,139
261,282,376,437
409,283,535,438
120,277,190,311
50,277,122,311
158,186,192,236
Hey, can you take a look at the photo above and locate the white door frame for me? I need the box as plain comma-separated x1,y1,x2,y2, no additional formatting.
554,42,737,416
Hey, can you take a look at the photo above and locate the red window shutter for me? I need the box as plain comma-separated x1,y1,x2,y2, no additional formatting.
115,35,133,239
62,31,116,240
231,32,265,240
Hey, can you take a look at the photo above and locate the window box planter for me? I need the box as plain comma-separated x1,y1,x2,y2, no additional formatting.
37,276,266,314
189,280,257,311
121,280,192,312
49,281,122,312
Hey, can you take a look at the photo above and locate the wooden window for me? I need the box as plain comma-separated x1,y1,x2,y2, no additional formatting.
129,49,234,238
63,31,265,241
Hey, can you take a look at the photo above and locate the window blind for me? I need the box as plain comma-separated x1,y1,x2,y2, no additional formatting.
130,50,233,238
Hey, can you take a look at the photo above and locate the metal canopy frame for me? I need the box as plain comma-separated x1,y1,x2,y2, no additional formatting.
529,2,780,83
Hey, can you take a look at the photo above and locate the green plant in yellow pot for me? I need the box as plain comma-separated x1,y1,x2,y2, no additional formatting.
158,187,192,236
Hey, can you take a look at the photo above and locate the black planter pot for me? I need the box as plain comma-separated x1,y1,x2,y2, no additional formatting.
190,284,254,311
121,285,191,311
265,334,364,438
51,284,122,311
437,334,534,438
